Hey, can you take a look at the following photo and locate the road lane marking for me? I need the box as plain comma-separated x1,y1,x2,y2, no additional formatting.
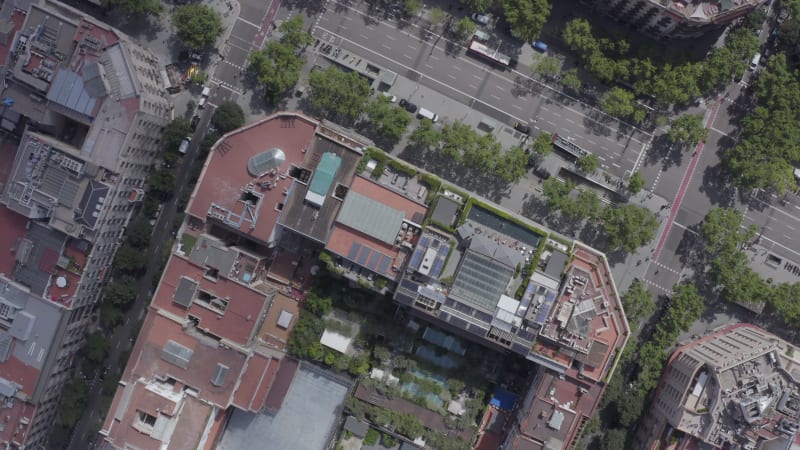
565,118,575,124
785,234,794,241
344,15,353,21
473,74,482,80
324,0,652,145
512,104,523,111
597,155,606,161
552,112,562,117
453,66,462,71
546,120,557,126
381,44,391,50
403,54,413,60
314,26,526,123
448,74,456,80
408,44,418,50
429,55,439,61
468,84,478,89
587,139,597,145
237,17,261,29
489,94,501,100
611,162,621,168
386,34,395,40
360,34,369,40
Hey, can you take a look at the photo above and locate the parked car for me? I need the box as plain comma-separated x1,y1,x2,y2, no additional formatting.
532,41,548,52
399,98,417,113
381,92,397,103
190,115,200,131
471,13,490,25
178,137,191,155
514,121,531,134
534,166,551,179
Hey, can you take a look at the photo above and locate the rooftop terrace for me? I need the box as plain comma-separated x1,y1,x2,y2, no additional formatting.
188,114,317,246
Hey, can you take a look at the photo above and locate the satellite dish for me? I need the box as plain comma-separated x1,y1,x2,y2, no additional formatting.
56,276,67,288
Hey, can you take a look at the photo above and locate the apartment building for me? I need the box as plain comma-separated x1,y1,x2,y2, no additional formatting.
638,324,800,449
0,0,171,446
580,0,763,38
100,113,372,448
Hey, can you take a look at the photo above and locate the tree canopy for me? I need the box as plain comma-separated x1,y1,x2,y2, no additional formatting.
504,0,552,42
248,17,311,104
452,17,477,41
532,55,561,79
530,131,553,156
668,114,707,148
622,279,654,330
562,18,758,107
161,119,192,153
211,101,245,133
576,154,599,173
172,4,223,50
364,98,412,142
308,67,371,124
724,53,799,194
602,204,659,253
125,216,153,249
105,0,162,17
561,68,582,92
627,171,646,195
699,208,757,257
113,245,147,273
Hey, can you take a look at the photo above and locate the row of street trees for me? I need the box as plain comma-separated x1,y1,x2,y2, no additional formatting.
541,177,659,252
561,18,758,114
594,282,704,449
724,54,800,194
249,16,314,104
698,208,800,323
409,119,528,183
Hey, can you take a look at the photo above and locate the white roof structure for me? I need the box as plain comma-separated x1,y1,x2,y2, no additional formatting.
320,329,352,354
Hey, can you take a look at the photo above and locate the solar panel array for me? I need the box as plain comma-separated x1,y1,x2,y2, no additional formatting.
346,242,393,276
409,234,450,279
534,286,557,325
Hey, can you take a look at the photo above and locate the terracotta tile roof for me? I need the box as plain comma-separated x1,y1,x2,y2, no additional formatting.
187,114,318,245
263,357,298,412
0,206,28,275
151,255,270,346
349,176,427,220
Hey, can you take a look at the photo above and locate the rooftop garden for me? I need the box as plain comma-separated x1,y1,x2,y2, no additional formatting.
290,275,530,449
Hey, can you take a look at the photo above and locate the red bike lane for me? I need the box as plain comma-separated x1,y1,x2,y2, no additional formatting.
653,98,722,260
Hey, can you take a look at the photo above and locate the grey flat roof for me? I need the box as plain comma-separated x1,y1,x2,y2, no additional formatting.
218,363,351,450
430,196,459,227
47,69,98,118
188,236,237,274
75,180,109,230
278,138,359,243
0,274,68,376
337,191,405,245
173,277,198,308
544,250,568,281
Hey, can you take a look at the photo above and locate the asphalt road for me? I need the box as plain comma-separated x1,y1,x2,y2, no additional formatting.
211,0,280,100
313,0,650,180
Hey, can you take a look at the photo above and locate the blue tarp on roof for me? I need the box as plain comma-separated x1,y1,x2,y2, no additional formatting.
490,387,518,411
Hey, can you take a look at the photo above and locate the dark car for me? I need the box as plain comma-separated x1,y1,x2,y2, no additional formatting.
190,115,200,131
399,98,417,113
534,166,551,179
514,121,531,134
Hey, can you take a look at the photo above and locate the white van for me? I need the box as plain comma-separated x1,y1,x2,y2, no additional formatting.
417,107,438,123
201,86,211,97
750,53,761,70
